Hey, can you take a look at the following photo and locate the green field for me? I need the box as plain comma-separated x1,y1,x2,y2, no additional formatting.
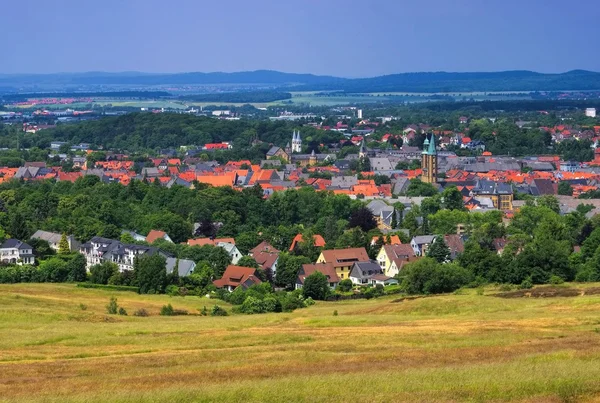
2,283,600,402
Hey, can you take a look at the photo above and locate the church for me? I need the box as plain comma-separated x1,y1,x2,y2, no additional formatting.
265,130,334,167
421,134,437,183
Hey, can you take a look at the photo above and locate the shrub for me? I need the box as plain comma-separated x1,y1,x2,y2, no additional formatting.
77,283,139,292
118,307,128,316
79,303,87,310
476,287,485,296
549,275,564,285
239,296,266,314
520,277,533,289
337,279,353,292
199,306,208,316
211,305,228,316
133,308,149,317
401,258,472,295
499,283,514,292
304,297,315,306
333,310,338,316
90,262,119,285
160,304,174,316
166,284,180,296
106,297,118,315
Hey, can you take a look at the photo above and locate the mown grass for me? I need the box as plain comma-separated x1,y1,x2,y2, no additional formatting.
1,283,600,402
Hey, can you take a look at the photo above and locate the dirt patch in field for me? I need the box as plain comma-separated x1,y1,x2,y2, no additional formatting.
496,286,600,299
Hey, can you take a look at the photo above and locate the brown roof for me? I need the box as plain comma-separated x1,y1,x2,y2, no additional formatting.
319,247,370,266
187,237,236,247
298,262,339,285
253,251,279,270
213,265,261,289
146,230,167,244
444,234,465,255
382,244,416,269
250,241,279,255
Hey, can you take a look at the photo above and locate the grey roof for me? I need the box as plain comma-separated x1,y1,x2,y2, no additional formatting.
31,230,62,244
370,157,393,171
350,261,383,281
367,200,390,216
266,146,283,157
472,180,513,195
166,257,196,277
412,235,436,245
331,175,358,189
0,239,32,250
392,177,410,195
141,167,160,177
464,161,521,173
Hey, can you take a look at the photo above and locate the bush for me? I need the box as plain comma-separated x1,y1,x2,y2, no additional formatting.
333,310,338,316
549,275,565,285
211,305,228,316
239,296,266,314
79,303,87,310
90,262,119,285
106,297,118,314
166,284,180,296
118,307,128,316
337,279,353,292
401,258,472,295
160,304,174,316
199,306,208,316
520,277,533,289
133,308,149,317
498,283,514,292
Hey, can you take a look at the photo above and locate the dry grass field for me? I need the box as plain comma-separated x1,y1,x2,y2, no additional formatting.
2,283,600,402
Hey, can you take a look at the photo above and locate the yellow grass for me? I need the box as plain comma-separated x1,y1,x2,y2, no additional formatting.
1,283,600,402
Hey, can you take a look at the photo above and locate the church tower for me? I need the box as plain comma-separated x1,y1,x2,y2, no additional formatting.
421,134,437,184
291,130,302,153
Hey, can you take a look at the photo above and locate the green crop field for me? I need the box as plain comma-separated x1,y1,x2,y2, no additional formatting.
2,283,600,402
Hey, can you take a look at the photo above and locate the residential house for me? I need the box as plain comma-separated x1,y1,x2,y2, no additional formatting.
370,274,399,286
249,241,280,276
166,257,196,277
349,261,383,285
316,247,370,280
79,236,172,271
444,234,465,260
289,233,326,252
31,230,80,252
376,244,416,277
266,146,290,163
296,262,340,290
217,242,242,264
0,239,35,265
411,235,436,256
146,230,173,244
471,180,513,210
213,265,262,292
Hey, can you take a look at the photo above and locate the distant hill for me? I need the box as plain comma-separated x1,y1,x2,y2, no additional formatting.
1,69,600,93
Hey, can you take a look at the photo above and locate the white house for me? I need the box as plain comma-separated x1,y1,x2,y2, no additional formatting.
31,230,80,252
410,235,436,256
0,239,35,265
217,242,242,265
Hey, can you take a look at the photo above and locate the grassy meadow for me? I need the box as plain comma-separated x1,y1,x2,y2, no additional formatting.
1,283,600,402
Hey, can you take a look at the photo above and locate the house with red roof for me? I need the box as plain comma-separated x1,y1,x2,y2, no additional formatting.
146,230,172,244
289,233,326,251
213,265,262,292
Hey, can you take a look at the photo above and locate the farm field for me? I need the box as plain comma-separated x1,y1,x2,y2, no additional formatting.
1,283,600,402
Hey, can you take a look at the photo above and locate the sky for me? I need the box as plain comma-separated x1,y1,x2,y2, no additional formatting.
1,0,599,77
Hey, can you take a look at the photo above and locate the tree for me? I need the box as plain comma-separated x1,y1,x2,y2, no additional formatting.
427,236,451,263
9,210,29,240
390,208,398,229
302,271,330,300
401,258,472,295
58,233,70,254
558,181,573,196
441,186,465,211
537,195,560,214
237,255,259,269
90,262,119,285
275,253,310,290
348,207,377,232
65,253,87,282
135,254,167,294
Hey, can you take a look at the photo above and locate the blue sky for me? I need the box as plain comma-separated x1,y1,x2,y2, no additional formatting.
1,0,599,76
